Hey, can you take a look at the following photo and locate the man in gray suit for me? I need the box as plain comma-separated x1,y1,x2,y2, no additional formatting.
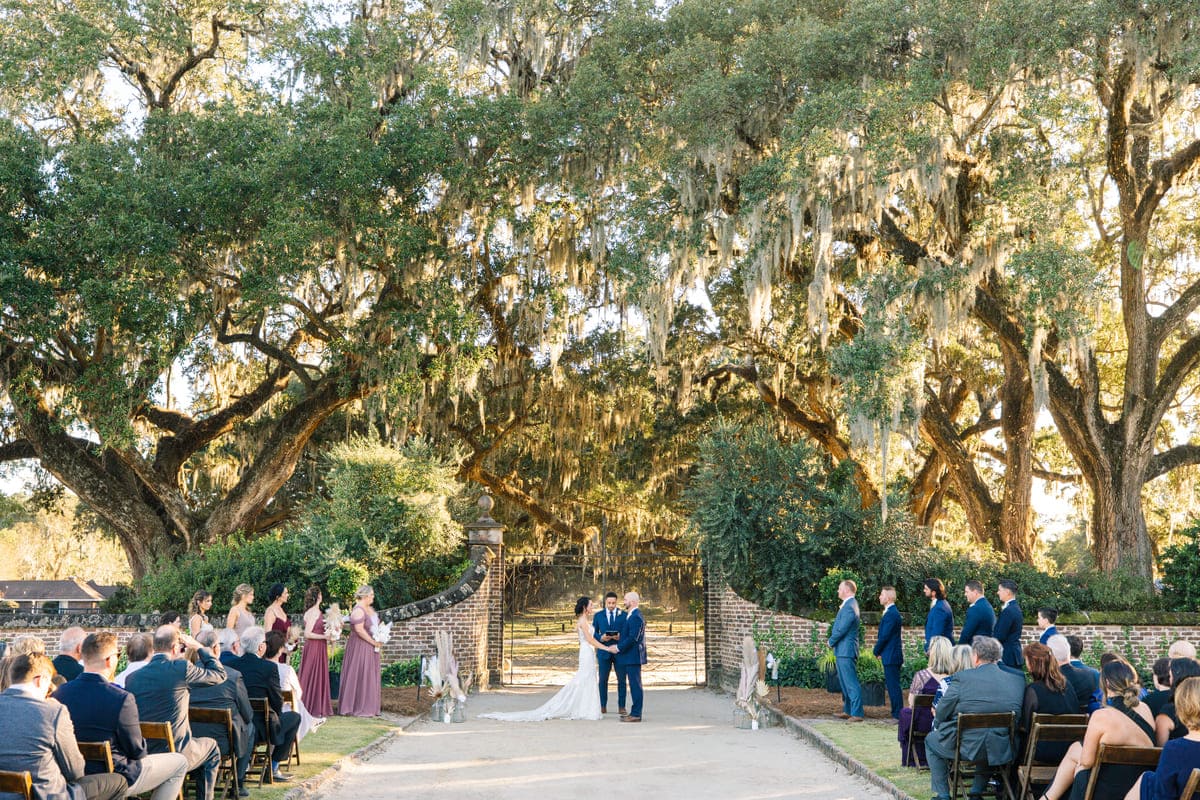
925,636,1025,800
0,653,127,800
126,625,225,800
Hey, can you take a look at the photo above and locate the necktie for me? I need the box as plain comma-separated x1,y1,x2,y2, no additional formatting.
608,610,613,626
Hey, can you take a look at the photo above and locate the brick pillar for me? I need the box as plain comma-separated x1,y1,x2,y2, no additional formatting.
465,492,504,689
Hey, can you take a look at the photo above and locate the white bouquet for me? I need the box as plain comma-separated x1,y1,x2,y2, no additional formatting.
324,604,344,641
373,621,392,646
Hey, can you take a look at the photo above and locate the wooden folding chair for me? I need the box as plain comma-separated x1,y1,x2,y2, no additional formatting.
189,706,238,796
1015,720,1087,800
0,771,32,800
139,721,185,800
1179,768,1200,800
950,711,1017,800
248,697,275,786
280,688,300,769
1082,744,1162,800
78,740,115,773
906,693,936,769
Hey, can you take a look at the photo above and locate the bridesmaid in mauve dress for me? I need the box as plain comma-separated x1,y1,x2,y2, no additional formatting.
264,583,292,664
298,585,333,717
338,585,382,717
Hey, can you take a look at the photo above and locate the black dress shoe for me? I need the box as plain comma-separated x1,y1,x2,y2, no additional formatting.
239,788,250,797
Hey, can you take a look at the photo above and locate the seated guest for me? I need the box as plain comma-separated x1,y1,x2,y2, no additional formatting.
0,653,128,800
233,626,301,783
899,635,955,767
53,626,87,682
926,637,1026,800
1169,641,1197,661
266,630,324,741
161,611,183,631
190,630,254,797
932,645,977,710
53,632,189,800
1147,658,1174,718
1128,676,1200,800
1156,659,1200,746
1068,636,1101,676
1037,608,1059,645
126,625,225,800
1039,659,1156,800
0,634,49,691
1051,634,1102,714
113,633,153,688
1020,642,1080,767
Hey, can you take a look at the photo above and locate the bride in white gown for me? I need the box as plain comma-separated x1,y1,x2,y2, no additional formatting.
480,596,618,721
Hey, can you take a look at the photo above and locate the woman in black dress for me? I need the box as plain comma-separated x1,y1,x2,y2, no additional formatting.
1021,642,1081,764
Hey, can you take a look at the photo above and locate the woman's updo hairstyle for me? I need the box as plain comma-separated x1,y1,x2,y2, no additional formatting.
574,596,591,616
267,583,286,604
1101,659,1141,707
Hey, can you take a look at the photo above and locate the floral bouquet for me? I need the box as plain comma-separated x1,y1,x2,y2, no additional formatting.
324,605,344,641
286,624,303,655
372,621,392,653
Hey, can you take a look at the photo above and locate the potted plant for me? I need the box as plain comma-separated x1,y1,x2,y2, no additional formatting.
328,646,344,700
816,650,841,693
856,652,887,707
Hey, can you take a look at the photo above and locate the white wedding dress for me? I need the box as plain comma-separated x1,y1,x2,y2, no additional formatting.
480,623,602,721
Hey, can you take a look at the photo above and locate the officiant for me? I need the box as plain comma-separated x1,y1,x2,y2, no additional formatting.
594,591,628,715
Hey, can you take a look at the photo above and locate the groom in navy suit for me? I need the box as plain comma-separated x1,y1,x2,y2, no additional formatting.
616,592,647,722
594,591,627,714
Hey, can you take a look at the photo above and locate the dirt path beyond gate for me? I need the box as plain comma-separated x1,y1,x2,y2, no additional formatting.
318,687,886,800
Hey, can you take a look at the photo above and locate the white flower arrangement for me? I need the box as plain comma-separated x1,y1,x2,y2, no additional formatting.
324,605,344,641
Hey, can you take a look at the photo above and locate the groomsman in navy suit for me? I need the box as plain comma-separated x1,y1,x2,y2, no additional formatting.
873,586,904,719
1037,608,1059,644
923,579,955,651
829,579,863,721
958,580,996,646
993,579,1025,669
616,592,647,722
594,592,627,714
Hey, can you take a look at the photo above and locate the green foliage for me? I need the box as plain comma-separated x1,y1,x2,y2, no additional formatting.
381,658,421,687
1160,524,1200,611
689,422,923,613
326,560,371,607
329,647,345,675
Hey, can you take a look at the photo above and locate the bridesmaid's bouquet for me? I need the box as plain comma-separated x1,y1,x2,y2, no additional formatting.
324,605,344,641
372,621,392,653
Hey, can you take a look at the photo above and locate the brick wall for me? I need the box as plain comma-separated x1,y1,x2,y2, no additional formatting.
706,579,1200,691
0,544,504,689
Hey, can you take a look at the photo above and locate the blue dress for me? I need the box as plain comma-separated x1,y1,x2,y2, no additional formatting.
1140,738,1200,800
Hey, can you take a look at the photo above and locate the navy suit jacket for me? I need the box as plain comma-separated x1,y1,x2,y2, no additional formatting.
53,654,84,682
53,672,148,786
994,601,1025,668
959,599,997,645
593,608,626,665
828,597,860,658
925,599,954,649
873,605,903,666
615,609,647,666
1039,625,1058,644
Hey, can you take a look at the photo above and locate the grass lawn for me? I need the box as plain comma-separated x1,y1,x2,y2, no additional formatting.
808,720,928,799
245,716,398,800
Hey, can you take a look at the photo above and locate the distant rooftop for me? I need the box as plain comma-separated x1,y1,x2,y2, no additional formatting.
0,578,118,603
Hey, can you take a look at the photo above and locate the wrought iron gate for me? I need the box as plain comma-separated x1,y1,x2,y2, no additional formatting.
502,553,704,686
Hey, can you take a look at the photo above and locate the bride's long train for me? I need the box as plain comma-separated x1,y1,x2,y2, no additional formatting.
479,625,602,721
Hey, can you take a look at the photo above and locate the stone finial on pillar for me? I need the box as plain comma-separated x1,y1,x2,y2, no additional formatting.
465,491,504,552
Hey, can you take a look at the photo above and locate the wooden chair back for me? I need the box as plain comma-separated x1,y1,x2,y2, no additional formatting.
1082,744,1162,800
248,697,274,786
1030,712,1087,727
950,712,1017,800
188,706,237,795
905,693,936,770
0,771,32,800
139,721,177,753
77,740,115,773
1016,723,1088,800
1179,768,1200,800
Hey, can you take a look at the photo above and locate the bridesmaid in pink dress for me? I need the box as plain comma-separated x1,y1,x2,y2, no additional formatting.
338,585,382,717
298,585,333,717
264,583,292,664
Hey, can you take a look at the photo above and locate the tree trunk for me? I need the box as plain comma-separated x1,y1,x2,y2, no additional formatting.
996,339,1036,563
